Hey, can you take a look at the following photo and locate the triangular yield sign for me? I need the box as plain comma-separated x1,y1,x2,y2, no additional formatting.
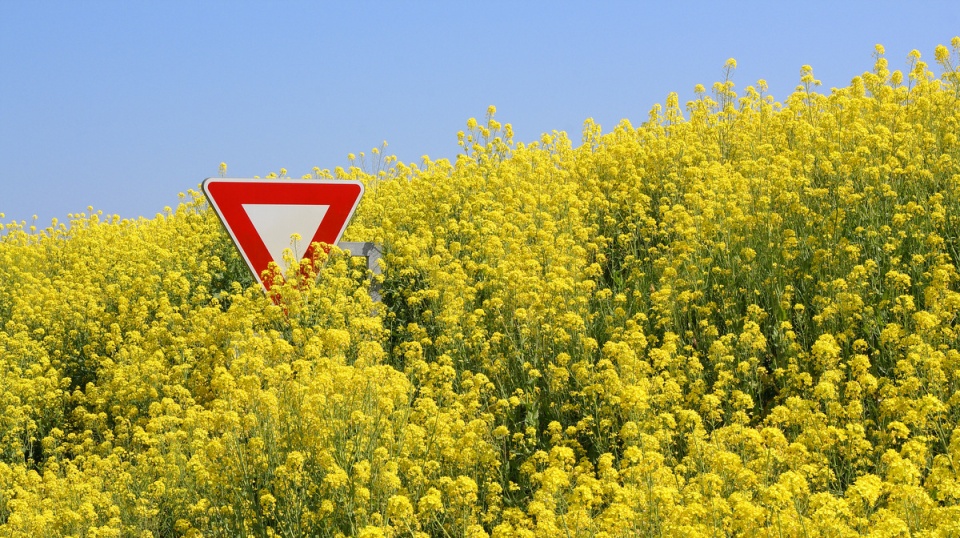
202,178,364,292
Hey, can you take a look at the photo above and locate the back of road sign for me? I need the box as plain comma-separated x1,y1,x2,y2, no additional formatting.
202,178,364,291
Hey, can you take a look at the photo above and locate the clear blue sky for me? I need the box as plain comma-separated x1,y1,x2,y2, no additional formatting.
2,1,959,226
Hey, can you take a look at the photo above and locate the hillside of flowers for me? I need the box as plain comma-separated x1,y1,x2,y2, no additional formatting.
2,41,960,537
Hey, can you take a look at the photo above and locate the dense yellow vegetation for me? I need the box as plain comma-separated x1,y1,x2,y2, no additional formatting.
2,41,960,536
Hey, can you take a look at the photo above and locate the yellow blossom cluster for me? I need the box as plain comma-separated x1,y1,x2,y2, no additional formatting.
2,39,960,536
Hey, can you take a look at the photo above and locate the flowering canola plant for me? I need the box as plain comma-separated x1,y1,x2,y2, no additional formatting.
3,40,960,536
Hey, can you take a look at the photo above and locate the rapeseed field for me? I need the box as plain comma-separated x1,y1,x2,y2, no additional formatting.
2,41,960,536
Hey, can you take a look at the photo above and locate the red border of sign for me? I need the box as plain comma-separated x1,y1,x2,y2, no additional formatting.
202,177,365,291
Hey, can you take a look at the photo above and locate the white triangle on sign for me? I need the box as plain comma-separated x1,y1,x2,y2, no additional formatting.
242,203,330,274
